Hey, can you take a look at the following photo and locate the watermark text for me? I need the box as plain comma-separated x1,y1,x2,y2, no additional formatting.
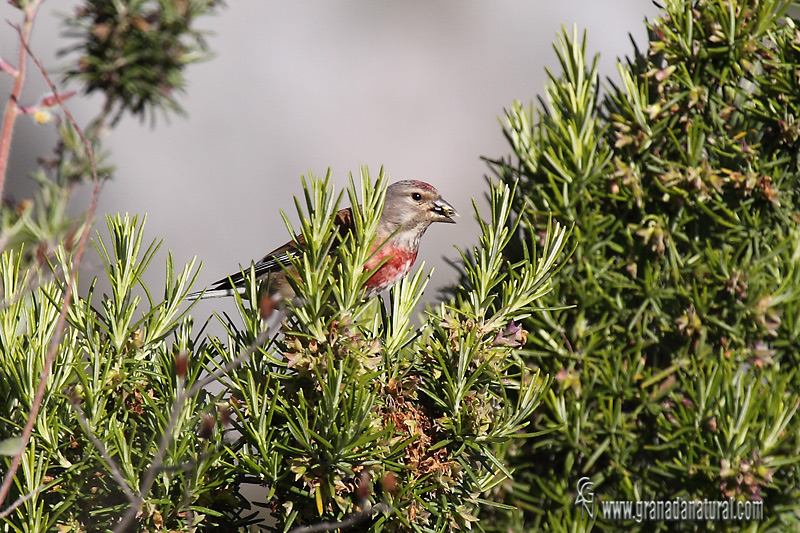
575,477,763,523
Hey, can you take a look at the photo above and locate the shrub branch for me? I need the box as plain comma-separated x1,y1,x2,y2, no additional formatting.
0,25,104,511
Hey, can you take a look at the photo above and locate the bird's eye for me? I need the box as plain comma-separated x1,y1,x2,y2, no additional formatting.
411,192,422,202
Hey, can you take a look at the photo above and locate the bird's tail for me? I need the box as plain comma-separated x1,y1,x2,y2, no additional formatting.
186,285,246,301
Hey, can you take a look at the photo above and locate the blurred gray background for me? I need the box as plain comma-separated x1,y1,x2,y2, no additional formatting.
2,1,659,315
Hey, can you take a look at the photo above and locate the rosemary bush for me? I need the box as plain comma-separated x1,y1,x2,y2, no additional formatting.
211,171,568,531
4,1,573,530
1,171,569,531
485,1,800,530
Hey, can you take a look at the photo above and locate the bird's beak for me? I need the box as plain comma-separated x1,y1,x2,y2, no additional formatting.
432,198,458,223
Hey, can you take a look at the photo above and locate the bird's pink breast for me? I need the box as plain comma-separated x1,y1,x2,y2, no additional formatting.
365,246,418,292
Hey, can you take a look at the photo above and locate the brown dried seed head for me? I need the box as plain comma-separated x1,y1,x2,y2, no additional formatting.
175,351,189,378
382,471,397,493
198,414,215,440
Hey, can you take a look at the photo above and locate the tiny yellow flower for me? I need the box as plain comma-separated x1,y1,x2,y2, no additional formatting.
33,109,53,124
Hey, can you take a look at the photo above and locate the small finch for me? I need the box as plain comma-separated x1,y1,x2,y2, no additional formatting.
188,180,457,306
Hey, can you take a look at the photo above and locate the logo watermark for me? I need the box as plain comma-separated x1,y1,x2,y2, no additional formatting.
575,477,595,520
574,478,763,523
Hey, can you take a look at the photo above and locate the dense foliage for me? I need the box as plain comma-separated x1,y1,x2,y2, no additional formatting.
62,0,223,124
1,9,571,525
1,172,568,531
5,0,800,531
485,0,800,530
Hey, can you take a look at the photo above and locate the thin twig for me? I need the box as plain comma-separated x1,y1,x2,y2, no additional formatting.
7,16,272,529
9,22,100,178
0,483,47,519
0,0,43,197
193,327,280,394
69,400,137,502
113,327,275,532
288,502,392,533
0,26,105,510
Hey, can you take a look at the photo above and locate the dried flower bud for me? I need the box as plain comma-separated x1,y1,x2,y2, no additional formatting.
175,351,189,378
198,414,215,440
91,23,112,41
40,91,76,108
382,471,397,493
229,396,242,410
15,198,32,217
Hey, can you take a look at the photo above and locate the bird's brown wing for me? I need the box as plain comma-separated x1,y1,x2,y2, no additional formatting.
206,207,355,292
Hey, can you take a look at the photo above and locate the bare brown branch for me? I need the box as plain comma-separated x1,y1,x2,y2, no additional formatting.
0,0,43,197
0,25,105,510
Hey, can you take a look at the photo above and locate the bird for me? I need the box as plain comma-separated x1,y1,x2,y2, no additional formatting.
187,180,457,307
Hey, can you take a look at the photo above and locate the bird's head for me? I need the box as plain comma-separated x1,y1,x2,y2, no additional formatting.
381,180,458,238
